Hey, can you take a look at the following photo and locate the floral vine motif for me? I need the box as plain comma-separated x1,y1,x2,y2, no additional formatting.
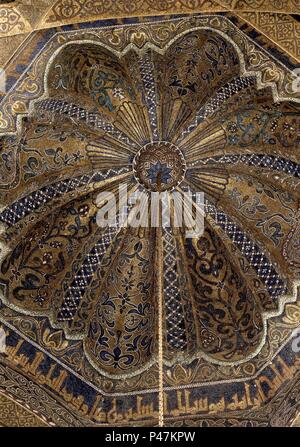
1,15,299,138
0,7,25,34
45,0,300,24
0,24,299,380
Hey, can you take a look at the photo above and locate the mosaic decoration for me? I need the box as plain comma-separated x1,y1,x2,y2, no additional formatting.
0,392,49,427
42,1,300,27
133,142,186,192
0,13,300,427
1,15,300,138
237,12,300,62
0,4,31,37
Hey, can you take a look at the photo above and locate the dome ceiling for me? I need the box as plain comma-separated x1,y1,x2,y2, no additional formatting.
0,12,299,427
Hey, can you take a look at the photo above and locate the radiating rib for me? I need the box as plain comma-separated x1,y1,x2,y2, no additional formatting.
162,226,188,353
54,183,139,328
138,51,159,140
185,167,229,201
87,135,135,168
158,99,191,143
177,76,256,144
0,168,131,227
188,152,300,201
114,102,152,146
35,99,139,151
190,153,300,177
180,122,227,162
0,180,135,315
153,29,240,145
205,210,278,312
205,201,287,297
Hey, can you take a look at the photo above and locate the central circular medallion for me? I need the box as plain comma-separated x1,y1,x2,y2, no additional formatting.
133,141,186,192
